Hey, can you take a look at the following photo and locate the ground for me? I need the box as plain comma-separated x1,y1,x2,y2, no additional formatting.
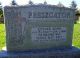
73,23,80,48
0,23,80,51
0,24,6,50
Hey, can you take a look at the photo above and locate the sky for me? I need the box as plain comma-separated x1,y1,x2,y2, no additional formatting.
0,0,80,9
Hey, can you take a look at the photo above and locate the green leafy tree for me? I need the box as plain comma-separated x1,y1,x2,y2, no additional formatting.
0,2,3,18
0,8,3,18
0,2,4,23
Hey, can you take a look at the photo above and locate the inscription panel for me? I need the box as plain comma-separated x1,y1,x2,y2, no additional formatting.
31,27,66,43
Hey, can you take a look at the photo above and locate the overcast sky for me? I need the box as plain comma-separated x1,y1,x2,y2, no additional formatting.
0,0,80,9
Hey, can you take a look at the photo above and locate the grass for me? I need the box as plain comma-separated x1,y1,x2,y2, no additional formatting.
0,24,6,50
0,23,80,51
72,23,80,48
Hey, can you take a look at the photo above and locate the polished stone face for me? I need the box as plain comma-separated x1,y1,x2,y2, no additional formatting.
4,5,75,51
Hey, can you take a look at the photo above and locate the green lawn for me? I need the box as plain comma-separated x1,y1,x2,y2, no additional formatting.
0,23,80,51
0,24,6,50
72,23,80,48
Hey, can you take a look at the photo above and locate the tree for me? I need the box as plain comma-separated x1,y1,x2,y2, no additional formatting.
57,2,64,7
70,1,78,23
0,3,3,18
44,1,47,5
29,0,34,5
11,0,17,5
0,2,4,23
0,9,3,18
70,1,77,9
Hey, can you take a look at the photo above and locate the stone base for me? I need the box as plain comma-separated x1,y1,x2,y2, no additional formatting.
0,47,80,58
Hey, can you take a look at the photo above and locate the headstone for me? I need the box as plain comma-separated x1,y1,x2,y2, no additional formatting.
4,5,75,51
0,4,80,58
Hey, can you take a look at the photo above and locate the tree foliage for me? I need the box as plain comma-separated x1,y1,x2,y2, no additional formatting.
11,0,17,5
71,1,77,9
0,8,3,18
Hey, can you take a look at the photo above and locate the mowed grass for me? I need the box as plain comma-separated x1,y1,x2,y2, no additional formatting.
0,24,6,50
0,23,80,51
72,23,80,48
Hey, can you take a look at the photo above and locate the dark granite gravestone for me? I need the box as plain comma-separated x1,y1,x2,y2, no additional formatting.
0,4,80,58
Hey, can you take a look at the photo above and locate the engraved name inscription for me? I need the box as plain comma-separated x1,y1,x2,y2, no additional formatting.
31,27,66,43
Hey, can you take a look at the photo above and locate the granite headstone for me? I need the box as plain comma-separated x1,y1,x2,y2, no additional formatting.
0,4,80,58
3,5,75,51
